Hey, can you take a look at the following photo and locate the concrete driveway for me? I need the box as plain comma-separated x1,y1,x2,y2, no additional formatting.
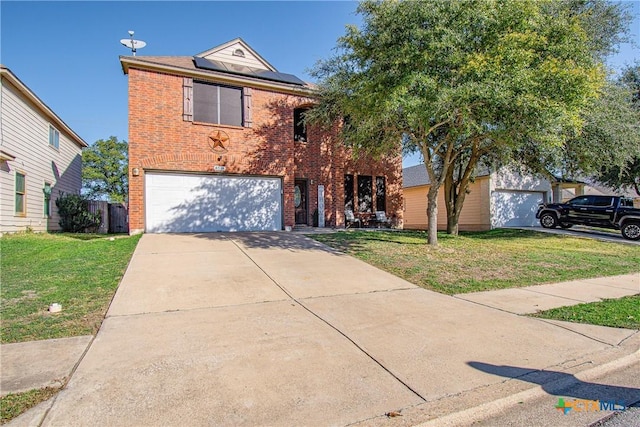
39,233,639,426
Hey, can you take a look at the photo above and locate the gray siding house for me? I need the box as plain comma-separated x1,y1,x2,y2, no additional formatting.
1,65,87,233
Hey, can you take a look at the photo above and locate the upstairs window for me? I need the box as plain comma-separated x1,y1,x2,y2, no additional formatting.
49,125,59,149
294,108,309,142
193,81,243,127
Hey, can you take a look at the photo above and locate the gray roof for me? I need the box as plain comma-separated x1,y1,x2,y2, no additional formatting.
403,164,431,188
403,163,639,197
403,164,491,188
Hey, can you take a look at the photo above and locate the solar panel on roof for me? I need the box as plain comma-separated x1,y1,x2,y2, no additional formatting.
193,56,225,72
193,57,306,86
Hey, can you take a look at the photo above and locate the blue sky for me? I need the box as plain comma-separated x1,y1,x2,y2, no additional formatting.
1,1,638,168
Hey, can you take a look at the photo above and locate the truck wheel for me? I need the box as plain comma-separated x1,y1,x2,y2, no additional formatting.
540,212,558,229
621,222,640,241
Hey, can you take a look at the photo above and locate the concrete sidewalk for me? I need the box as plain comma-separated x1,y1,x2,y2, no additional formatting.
1,336,93,395
2,233,639,426
455,273,639,315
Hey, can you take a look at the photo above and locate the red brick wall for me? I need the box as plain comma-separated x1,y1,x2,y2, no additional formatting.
127,67,402,233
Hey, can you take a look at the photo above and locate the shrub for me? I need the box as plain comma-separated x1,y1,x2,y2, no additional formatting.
55,193,101,232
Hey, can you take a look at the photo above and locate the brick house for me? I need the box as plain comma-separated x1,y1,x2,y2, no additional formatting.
120,38,402,234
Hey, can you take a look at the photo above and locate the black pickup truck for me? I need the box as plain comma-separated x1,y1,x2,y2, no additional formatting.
535,195,640,241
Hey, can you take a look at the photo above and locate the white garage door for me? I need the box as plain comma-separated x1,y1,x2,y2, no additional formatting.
145,173,282,233
492,191,544,228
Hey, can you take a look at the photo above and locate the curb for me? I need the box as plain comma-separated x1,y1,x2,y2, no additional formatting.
415,348,640,427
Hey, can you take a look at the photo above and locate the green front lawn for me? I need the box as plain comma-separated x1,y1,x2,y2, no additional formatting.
309,229,640,295
0,233,141,344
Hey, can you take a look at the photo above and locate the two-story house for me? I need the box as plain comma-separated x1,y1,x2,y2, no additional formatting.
120,38,402,234
0,65,87,233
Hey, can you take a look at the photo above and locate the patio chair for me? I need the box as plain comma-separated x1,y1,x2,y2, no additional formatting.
344,209,361,229
374,211,391,228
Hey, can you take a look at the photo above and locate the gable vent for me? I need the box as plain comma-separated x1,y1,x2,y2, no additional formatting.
233,49,245,58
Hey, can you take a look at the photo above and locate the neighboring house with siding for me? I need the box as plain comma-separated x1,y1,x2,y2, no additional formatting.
120,38,402,234
582,182,640,208
403,164,585,230
0,65,87,233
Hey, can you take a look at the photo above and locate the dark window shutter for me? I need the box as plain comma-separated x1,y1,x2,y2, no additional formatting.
243,87,252,128
183,78,193,121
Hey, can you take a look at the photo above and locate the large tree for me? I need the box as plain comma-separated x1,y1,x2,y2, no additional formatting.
512,62,640,196
593,63,640,195
82,136,128,203
310,0,630,245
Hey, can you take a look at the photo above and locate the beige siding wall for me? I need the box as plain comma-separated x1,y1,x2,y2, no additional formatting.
403,186,429,229
403,177,491,231
0,78,83,233
203,42,270,70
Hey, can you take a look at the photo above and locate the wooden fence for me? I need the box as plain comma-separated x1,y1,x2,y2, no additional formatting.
87,201,129,234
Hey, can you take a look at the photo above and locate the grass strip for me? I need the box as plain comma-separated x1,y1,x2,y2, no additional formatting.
531,295,640,329
0,387,60,424
1,233,141,344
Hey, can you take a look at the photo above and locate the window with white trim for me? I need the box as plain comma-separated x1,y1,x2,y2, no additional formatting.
15,172,26,215
49,125,60,149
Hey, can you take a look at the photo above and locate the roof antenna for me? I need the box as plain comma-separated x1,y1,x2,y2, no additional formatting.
120,30,146,56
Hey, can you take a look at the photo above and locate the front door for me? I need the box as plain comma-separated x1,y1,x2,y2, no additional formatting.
294,179,307,225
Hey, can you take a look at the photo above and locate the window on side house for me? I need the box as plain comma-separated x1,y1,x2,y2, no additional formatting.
49,125,60,149
376,176,386,212
193,81,243,127
15,172,26,215
294,108,309,142
43,183,52,217
358,175,373,213
344,174,354,211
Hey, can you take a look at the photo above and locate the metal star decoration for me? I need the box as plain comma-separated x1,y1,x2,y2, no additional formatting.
208,130,230,152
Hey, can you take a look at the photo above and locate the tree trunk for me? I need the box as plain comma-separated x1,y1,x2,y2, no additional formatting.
426,184,440,246
444,166,459,235
420,134,455,247
445,174,467,235
446,186,470,234
443,142,481,235
446,211,459,234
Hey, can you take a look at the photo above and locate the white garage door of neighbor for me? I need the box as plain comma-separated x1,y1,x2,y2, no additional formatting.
492,191,544,228
145,173,282,233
